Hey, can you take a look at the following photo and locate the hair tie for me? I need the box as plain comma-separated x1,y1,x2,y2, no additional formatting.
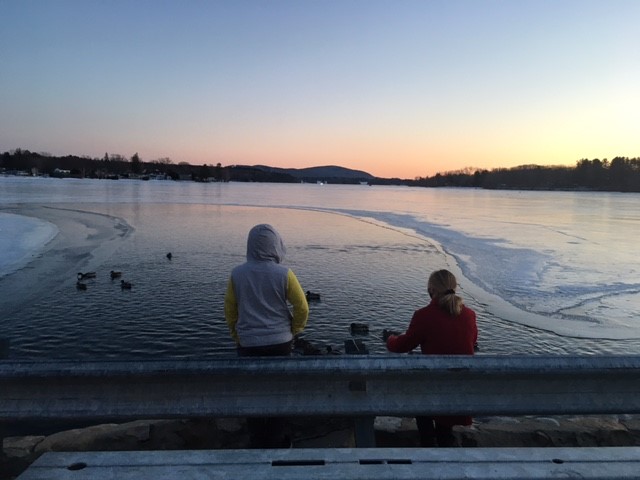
444,289,455,295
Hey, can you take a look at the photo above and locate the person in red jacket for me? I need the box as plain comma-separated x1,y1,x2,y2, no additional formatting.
385,269,478,447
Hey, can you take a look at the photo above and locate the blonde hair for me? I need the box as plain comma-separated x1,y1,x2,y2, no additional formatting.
428,269,463,316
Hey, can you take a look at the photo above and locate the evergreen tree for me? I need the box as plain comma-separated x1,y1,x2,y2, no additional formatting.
131,153,142,174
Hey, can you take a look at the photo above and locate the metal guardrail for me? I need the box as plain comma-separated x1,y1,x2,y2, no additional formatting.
2,355,640,422
18,447,640,480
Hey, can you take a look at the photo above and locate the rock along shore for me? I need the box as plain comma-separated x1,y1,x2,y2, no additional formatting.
3,414,640,479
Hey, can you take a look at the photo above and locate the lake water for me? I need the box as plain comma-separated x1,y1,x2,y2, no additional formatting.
1,176,639,359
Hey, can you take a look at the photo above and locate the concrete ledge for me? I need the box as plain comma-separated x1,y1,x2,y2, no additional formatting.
17,447,640,479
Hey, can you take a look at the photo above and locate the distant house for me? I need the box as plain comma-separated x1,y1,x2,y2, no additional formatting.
4,170,31,176
149,173,168,180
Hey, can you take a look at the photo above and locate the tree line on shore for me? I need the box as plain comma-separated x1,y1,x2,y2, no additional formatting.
1,149,231,182
2,149,639,192
0,149,365,184
409,157,640,192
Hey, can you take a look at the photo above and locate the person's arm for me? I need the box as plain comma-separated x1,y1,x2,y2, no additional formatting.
224,278,239,344
386,312,423,353
286,269,309,336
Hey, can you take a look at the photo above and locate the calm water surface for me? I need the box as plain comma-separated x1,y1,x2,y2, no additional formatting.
2,177,639,359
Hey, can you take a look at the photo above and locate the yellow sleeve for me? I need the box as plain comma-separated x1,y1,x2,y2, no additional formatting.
287,269,309,336
224,277,239,344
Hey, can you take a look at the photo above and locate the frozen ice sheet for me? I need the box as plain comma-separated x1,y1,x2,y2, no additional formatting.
0,212,58,277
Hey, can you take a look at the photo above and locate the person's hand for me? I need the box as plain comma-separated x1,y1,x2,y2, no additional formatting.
382,329,399,342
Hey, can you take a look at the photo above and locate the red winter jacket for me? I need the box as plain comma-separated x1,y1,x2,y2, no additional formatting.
386,298,478,426
387,298,477,355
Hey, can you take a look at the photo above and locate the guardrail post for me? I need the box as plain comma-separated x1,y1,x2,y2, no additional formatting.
353,416,376,447
345,339,376,447
349,375,376,446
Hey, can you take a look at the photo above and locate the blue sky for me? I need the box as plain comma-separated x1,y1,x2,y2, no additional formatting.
1,0,639,178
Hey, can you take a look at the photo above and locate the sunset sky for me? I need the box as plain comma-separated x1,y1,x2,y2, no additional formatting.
1,0,639,179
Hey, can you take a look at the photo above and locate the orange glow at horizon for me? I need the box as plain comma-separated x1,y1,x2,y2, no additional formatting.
2,1,638,179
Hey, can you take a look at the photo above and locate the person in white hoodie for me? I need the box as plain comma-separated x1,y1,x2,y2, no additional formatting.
224,223,309,447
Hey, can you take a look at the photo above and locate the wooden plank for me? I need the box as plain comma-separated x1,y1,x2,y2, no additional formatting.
17,447,640,479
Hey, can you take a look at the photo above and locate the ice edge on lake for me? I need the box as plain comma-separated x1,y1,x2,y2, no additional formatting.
2,202,638,341
0,212,58,278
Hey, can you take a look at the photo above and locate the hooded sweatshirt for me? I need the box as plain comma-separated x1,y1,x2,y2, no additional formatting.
224,224,309,348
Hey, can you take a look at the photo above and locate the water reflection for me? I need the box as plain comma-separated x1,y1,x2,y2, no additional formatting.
4,202,640,360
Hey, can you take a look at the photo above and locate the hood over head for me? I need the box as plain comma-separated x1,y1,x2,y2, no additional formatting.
246,224,286,263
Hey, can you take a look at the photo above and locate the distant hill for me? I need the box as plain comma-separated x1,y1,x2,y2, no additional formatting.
253,165,375,181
